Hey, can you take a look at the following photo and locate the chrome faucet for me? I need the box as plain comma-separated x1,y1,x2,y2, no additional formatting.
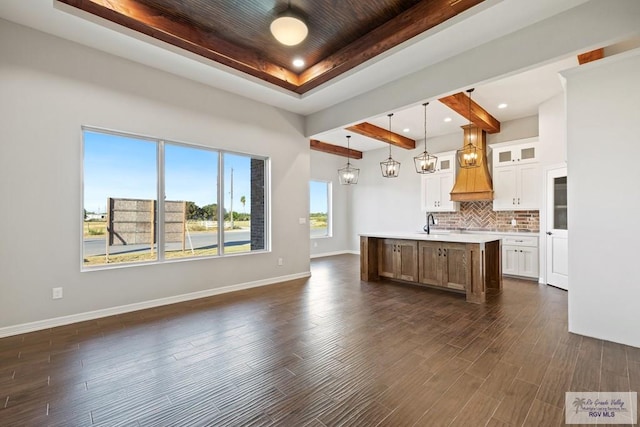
424,213,435,234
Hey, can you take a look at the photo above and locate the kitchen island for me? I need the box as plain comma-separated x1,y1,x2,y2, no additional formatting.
360,232,502,303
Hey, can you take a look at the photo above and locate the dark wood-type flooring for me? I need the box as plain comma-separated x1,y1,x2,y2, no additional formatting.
1,255,638,426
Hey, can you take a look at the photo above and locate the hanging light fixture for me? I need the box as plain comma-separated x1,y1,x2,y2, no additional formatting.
270,2,308,46
413,102,438,174
457,88,480,169
338,135,359,185
380,113,401,178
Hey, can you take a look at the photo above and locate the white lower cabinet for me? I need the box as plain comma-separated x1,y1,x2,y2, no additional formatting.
501,235,539,279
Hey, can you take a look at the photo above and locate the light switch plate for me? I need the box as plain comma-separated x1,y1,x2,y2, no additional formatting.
299,217,306,224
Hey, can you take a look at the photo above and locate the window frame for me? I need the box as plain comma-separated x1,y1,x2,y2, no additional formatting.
81,126,270,271
309,179,332,239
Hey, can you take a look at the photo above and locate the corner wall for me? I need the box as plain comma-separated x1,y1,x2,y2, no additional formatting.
563,49,640,348
0,19,310,332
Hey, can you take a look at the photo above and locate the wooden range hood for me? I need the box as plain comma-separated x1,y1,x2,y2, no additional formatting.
450,125,494,201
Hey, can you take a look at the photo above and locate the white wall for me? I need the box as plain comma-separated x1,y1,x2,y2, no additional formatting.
0,20,310,332
309,150,352,257
563,48,640,348
538,93,568,284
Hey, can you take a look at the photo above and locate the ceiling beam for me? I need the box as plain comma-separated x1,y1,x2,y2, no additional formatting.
345,123,415,150
578,48,604,65
438,92,501,134
310,140,363,159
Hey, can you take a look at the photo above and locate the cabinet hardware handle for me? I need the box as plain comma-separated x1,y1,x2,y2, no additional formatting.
546,231,553,235
443,249,447,257
513,198,516,205
515,240,523,242
438,248,441,256
517,198,520,204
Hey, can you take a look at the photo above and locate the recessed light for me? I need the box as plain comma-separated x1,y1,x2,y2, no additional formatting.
292,58,305,67
444,117,452,122
403,128,410,133
498,103,508,109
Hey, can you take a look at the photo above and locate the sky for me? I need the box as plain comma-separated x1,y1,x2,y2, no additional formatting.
84,130,253,214
309,180,329,214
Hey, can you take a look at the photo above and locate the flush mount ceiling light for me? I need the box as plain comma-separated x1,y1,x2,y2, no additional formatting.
414,102,437,174
456,88,480,169
380,113,400,178
338,135,359,185
270,4,308,46
292,58,305,67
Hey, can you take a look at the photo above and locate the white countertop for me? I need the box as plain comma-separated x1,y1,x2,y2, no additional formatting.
360,232,502,244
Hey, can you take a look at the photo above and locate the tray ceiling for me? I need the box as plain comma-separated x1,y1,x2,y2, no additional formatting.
57,0,485,94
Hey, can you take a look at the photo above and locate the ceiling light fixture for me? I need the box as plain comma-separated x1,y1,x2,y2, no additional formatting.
456,88,480,169
414,102,437,174
380,113,400,178
403,128,410,133
292,58,305,67
444,117,452,122
270,3,308,46
498,103,508,109
338,135,359,185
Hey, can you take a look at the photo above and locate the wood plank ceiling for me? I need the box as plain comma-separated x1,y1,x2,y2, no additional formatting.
58,0,485,94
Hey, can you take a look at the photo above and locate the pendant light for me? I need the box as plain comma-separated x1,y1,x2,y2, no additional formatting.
413,102,438,174
380,113,400,178
338,135,359,185
456,88,480,169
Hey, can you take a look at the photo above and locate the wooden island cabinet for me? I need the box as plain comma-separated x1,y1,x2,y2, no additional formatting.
377,239,418,282
360,233,502,303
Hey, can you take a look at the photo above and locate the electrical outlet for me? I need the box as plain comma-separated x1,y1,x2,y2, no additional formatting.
52,287,63,299
434,218,438,225
511,218,517,226
299,217,306,224
313,241,318,248
278,257,283,266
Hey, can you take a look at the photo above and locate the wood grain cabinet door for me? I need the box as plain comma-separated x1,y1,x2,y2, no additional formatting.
397,240,418,282
441,243,469,291
418,241,441,286
378,239,396,278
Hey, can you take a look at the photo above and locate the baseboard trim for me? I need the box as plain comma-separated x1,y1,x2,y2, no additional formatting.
310,250,359,259
0,271,311,338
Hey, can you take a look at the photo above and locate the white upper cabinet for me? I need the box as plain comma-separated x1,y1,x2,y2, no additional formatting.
491,138,541,211
492,141,538,166
421,151,459,212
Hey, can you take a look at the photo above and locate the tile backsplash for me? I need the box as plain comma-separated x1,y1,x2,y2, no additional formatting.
429,201,539,233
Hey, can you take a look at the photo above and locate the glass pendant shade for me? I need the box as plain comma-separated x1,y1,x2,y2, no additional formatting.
414,102,438,174
270,11,308,46
338,135,359,185
380,113,400,178
456,88,480,169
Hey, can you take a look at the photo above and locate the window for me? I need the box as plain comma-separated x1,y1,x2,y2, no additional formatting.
82,128,268,269
309,180,331,238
